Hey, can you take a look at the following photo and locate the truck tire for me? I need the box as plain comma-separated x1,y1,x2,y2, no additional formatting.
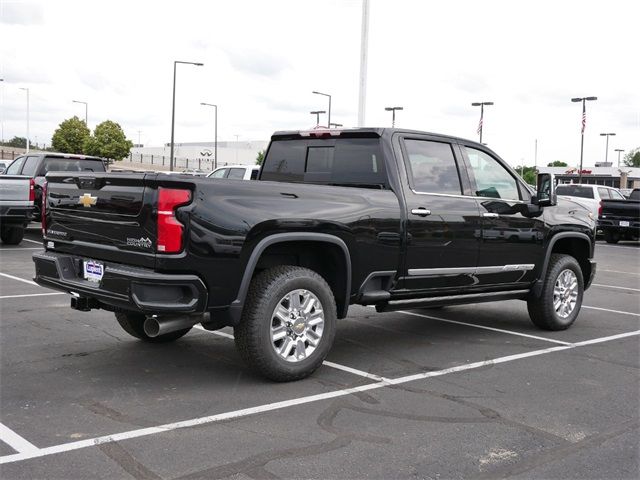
527,254,584,331
0,226,24,245
604,230,620,244
234,265,337,382
114,312,191,343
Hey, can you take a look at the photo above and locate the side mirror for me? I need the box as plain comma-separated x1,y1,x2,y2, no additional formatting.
535,173,557,207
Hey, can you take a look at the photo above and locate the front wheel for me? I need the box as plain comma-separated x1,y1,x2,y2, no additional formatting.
527,254,584,331
234,266,337,382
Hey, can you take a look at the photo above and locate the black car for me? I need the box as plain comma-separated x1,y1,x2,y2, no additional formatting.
33,128,596,381
2,153,106,220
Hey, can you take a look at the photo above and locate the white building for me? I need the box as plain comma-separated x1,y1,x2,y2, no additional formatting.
537,166,640,189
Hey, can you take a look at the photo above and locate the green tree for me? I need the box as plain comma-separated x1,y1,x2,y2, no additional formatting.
3,136,27,148
547,160,568,167
83,120,133,161
515,165,538,186
51,116,90,154
255,149,265,165
623,148,640,167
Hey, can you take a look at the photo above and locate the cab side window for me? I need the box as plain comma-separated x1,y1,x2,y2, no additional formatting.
403,139,462,195
597,187,610,199
4,157,26,175
21,156,41,176
464,147,520,200
210,168,228,178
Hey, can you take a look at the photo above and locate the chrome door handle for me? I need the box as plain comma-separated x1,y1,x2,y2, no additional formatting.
411,208,431,217
482,212,499,218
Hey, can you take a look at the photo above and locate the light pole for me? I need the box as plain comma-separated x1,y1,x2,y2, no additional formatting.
599,132,616,164
615,149,625,167
471,101,493,144
72,100,88,127
357,0,370,127
200,102,218,168
312,91,331,127
0,78,4,143
310,110,326,127
571,96,597,183
170,60,204,171
19,87,29,153
329,122,343,128
384,106,403,127
234,134,239,163
137,130,142,146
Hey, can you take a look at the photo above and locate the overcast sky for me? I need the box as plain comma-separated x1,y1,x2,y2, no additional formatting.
1,0,638,167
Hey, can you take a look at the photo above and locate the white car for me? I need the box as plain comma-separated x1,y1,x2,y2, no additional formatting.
556,184,626,218
207,165,260,180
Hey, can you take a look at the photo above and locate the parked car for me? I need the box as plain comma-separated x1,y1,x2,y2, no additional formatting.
619,188,634,198
0,175,34,244
207,164,260,180
34,128,596,381
556,184,626,220
598,188,640,243
1,153,106,221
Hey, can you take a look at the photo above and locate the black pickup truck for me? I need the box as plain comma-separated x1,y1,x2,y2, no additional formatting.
598,188,640,243
33,128,596,381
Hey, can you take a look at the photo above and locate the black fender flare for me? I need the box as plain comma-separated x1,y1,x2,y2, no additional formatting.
532,232,593,297
227,232,352,324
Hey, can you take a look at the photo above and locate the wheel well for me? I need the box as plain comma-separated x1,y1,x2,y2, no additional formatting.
550,237,591,282
254,241,349,318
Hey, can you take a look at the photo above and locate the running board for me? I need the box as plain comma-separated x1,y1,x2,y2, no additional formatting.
375,290,530,312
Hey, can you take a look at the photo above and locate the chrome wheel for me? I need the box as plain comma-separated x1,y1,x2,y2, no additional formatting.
553,269,578,319
270,289,325,363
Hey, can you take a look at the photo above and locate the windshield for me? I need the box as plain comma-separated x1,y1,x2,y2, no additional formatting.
556,185,594,199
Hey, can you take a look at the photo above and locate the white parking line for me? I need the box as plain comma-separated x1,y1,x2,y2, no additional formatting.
2,329,637,465
583,306,640,317
599,269,640,276
592,283,640,292
192,325,386,381
20,238,42,245
398,311,573,346
0,247,43,251
0,272,39,287
0,292,65,300
0,423,39,455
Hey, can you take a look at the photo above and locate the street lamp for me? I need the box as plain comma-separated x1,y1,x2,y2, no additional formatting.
170,60,204,171
384,106,403,127
234,134,239,163
310,110,326,127
200,102,218,169
471,101,493,144
329,122,343,128
0,78,4,143
615,149,625,167
571,96,597,183
19,87,30,153
599,132,616,165
72,100,88,127
312,91,331,127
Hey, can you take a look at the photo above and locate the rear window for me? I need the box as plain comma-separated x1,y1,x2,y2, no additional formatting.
43,157,106,174
556,185,594,199
261,138,387,188
227,168,245,179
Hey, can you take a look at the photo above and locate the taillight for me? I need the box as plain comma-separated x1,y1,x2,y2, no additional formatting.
157,187,191,253
41,181,47,236
29,178,35,202
598,201,602,218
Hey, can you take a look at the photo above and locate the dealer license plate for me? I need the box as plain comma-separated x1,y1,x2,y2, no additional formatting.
83,260,104,282
619,221,630,227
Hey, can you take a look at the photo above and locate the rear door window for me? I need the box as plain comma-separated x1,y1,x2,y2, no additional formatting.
403,139,462,195
227,168,245,179
609,189,625,200
4,157,26,174
597,187,610,199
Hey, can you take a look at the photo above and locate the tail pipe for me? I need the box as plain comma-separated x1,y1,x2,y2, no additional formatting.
144,313,210,338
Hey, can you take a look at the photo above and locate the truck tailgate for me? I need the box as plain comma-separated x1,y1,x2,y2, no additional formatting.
44,172,157,268
0,175,31,203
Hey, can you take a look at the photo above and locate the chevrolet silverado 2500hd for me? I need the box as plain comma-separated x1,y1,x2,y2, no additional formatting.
33,128,596,381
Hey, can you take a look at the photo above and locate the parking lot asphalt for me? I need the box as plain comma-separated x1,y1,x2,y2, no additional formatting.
1,229,638,479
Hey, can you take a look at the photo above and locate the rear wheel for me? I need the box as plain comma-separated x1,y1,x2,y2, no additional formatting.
114,312,191,343
604,230,620,244
0,226,24,245
234,266,337,382
527,254,584,330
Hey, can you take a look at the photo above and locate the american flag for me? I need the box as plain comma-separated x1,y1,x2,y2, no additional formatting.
477,117,483,135
581,103,586,134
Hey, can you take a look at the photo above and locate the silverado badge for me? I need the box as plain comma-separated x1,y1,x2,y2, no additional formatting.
78,193,97,207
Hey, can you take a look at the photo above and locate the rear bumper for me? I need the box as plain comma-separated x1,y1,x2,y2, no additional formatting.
32,251,208,314
598,219,640,233
0,204,34,226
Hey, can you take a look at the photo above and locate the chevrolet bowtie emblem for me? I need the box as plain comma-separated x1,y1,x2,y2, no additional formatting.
78,193,97,207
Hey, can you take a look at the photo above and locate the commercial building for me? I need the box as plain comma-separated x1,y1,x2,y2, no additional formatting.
537,166,640,189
